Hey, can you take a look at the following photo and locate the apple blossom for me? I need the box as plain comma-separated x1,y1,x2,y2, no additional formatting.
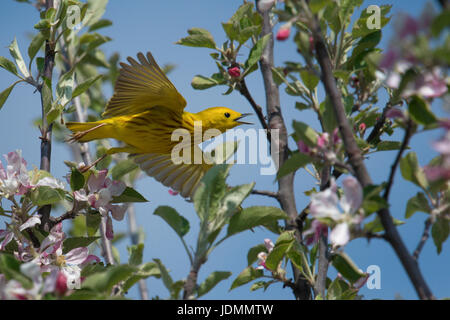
0,150,32,197
74,169,127,239
309,176,364,247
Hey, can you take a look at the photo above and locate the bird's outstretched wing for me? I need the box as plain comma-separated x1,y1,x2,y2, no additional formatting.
133,150,212,199
133,141,239,199
102,52,187,118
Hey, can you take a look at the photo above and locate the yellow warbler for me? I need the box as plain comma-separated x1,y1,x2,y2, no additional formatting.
66,52,251,198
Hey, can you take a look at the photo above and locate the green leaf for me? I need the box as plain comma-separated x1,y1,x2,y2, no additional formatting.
0,56,19,77
30,186,65,206
42,77,53,116
176,28,216,49
72,75,103,99
295,102,310,111
292,121,318,147
86,211,101,236
191,75,222,90
70,168,85,191
122,262,161,293
309,0,331,14
299,70,319,91
351,30,381,61
153,206,190,238
405,192,431,219
265,241,291,271
331,252,365,283
408,96,437,126
227,206,288,237
432,218,449,254
376,141,403,151
127,243,144,266
153,258,173,291
62,236,100,254
399,152,428,190
27,32,46,66
111,186,148,203
277,152,312,180
245,33,271,71
352,5,392,38
81,264,136,293
247,244,267,266
0,254,33,289
431,10,450,37
230,267,263,291
8,38,30,78
197,271,232,298
0,81,22,110
193,164,231,222
111,159,138,180
88,19,113,32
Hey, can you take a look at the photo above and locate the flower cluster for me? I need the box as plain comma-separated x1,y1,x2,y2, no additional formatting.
378,5,448,99
307,176,364,247
0,150,65,199
0,223,99,299
424,120,450,182
74,169,127,240
297,128,342,163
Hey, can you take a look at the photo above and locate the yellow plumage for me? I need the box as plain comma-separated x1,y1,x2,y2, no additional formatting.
66,52,250,198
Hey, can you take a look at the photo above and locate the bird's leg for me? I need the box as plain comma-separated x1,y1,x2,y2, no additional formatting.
78,154,108,173
67,123,107,143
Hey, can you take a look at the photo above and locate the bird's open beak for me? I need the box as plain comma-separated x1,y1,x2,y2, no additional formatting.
234,113,253,125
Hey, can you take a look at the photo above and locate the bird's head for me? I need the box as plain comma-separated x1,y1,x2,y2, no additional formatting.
195,107,252,132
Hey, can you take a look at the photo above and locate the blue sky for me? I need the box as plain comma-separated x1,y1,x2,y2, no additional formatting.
0,0,448,300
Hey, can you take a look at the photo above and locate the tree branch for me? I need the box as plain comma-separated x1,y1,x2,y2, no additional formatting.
413,217,432,261
383,119,414,200
310,14,435,300
257,6,312,300
251,189,279,199
37,0,56,232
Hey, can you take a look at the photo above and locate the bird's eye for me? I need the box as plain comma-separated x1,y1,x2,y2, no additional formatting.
224,112,231,118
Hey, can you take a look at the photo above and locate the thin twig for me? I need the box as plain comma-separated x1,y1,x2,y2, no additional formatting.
251,189,279,199
238,79,270,136
413,217,432,261
383,119,413,200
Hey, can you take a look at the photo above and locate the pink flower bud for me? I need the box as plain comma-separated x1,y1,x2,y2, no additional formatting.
228,66,241,78
276,27,291,41
317,133,329,148
297,140,310,154
358,123,366,132
168,189,179,196
55,272,68,295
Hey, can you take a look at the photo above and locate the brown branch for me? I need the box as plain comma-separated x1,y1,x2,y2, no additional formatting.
238,79,270,135
251,189,279,199
257,6,312,300
413,217,432,261
37,0,56,232
383,119,414,200
310,14,435,300
366,102,392,144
